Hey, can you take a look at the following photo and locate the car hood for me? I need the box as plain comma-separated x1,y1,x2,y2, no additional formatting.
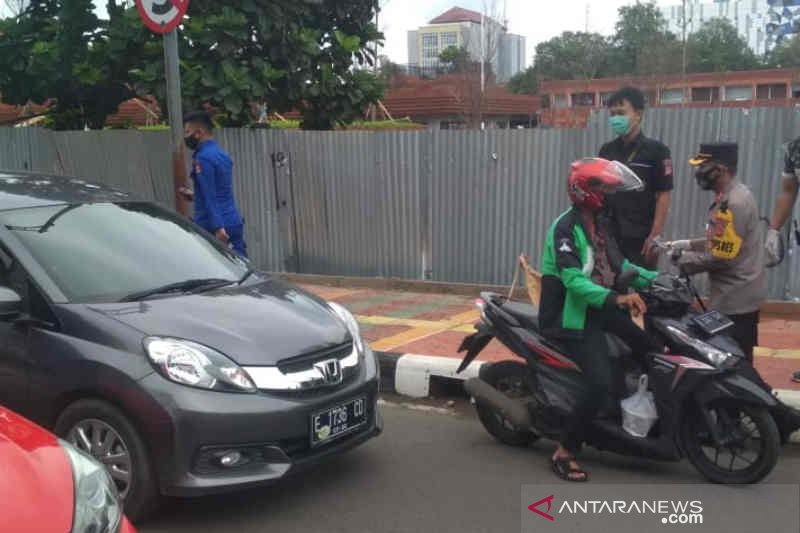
86,278,350,366
0,407,74,533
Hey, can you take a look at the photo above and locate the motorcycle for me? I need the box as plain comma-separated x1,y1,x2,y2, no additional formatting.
456,269,788,484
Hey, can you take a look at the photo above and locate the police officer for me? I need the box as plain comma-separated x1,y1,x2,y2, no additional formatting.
599,87,674,269
765,136,800,381
181,111,248,257
668,142,765,361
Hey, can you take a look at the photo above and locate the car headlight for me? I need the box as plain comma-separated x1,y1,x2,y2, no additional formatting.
144,338,257,392
329,302,365,354
666,326,736,368
59,439,122,533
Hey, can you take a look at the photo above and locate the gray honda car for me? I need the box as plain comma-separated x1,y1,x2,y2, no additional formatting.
0,171,382,522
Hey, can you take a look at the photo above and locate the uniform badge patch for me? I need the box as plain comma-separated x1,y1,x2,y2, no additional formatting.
663,159,673,176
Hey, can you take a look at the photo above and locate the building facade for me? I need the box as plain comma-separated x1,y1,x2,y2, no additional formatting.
662,0,800,56
538,68,800,127
407,6,526,82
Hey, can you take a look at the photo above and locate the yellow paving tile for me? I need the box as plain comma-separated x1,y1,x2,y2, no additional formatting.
754,347,800,360
370,326,442,352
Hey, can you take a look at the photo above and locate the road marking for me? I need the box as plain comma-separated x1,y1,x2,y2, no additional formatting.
754,347,800,360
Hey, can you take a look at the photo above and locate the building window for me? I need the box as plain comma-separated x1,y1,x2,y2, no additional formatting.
691,87,718,103
757,84,788,100
793,85,800,99
554,94,569,109
599,92,616,107
724,86,753,101
571,93,596,107
660,88,684,104
540,95,551,109
440,32,458,50
422,33,439,59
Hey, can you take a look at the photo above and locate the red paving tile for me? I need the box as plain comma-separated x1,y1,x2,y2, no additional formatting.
754,357,800,391
415,302,475,321
357,292,444,317
759,319,800,350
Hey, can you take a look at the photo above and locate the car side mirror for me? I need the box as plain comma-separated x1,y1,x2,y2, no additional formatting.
615,268,638,292
0,287,22,320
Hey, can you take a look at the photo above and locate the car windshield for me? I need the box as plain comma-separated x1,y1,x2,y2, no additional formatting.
0,202,249,303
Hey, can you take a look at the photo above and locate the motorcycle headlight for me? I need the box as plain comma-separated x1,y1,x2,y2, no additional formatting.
144,338,257,392
666,326,736,368
59,439,122,533
329,302,365,354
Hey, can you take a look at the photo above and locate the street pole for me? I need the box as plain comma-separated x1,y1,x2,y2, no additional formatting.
163,28,190,217
681,0,687,107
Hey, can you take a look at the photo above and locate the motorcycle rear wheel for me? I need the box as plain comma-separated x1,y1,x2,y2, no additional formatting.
474,361,539,447
682,403,780,485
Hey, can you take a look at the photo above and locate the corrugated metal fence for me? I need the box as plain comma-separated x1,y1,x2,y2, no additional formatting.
1,106,799,299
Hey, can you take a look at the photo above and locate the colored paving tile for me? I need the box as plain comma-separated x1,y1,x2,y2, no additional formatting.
415,302,476,321
754,356,800,391
361,325,411,344
355,292,443,317
338,292,419,314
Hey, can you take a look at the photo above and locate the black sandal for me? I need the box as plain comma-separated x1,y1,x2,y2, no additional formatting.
551,456,589,482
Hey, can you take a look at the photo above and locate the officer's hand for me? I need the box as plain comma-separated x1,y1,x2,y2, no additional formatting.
215,228,230,244
765,228,784,266
616,293,647,317
179,186,194,200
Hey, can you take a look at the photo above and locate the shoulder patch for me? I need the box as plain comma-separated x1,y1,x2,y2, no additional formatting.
663,158,673,176
194,161,202,174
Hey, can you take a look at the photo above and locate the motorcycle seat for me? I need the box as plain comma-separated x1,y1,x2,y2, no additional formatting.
500,300,540,331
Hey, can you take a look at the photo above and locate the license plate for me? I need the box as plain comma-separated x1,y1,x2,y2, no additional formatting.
311,397,367,447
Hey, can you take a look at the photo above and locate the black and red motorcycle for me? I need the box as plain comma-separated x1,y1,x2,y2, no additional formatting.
457,270,796,484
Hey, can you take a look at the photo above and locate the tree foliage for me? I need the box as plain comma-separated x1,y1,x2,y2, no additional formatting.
0,0,385,130
439,46,478,74
507,66,538,95
0,1,152,129
611,1,673,75
767,34,800,69
686,18,760,73
533,32,611,81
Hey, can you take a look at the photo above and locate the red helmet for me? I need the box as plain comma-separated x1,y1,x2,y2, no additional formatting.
567,158,643,211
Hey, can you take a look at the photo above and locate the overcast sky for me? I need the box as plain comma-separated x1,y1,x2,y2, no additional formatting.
379,0,677,66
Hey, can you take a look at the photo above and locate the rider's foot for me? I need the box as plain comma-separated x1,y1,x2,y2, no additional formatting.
552,447,588,482
792,371,800,383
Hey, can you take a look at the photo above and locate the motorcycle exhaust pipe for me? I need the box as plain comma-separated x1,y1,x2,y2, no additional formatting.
464,378,532,429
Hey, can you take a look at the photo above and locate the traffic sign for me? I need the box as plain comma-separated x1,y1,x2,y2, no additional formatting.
135,0,190,34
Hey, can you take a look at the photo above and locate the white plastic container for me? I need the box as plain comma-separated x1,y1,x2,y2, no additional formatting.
620,375,659,438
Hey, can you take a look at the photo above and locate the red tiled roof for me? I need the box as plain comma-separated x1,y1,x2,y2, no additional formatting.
429,6,483,25
105,97,161,127
382,74,539,119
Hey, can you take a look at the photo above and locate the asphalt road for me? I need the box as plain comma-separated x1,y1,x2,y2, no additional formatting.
142,397,800,533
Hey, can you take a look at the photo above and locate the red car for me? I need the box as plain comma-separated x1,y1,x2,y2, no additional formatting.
0,405,135,533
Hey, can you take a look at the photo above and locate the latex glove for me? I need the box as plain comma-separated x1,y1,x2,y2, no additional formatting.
667,240,692,251
765,228,784,266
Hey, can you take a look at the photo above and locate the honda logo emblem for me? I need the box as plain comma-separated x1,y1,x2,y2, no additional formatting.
314,358,343,385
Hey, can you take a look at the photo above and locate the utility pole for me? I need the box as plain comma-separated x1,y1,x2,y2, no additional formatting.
480,5,485,95
585,3,590,33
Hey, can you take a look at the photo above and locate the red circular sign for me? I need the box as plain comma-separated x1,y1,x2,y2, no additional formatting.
136,0,191,34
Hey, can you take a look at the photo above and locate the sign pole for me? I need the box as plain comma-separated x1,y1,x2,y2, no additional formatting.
162,28,190,217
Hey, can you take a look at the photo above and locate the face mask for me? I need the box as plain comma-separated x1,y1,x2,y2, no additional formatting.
694,166,720,190
609,115,631,137
184,134,199,151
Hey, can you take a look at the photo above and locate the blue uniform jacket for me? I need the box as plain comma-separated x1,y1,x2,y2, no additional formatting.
191,139,243,232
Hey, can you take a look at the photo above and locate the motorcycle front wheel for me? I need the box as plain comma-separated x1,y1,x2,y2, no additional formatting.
681,403,780,484
474,361,539,447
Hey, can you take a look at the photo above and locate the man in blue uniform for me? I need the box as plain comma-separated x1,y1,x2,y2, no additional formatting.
181,111,247,257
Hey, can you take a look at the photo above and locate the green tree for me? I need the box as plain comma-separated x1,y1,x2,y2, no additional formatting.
532,32,611,81
507,66,538,94
132,0,384,130
611,1,673,75
686,18,760,73
439,45,477,74
0,1,153,130
768,34,800,68
635,32,684,76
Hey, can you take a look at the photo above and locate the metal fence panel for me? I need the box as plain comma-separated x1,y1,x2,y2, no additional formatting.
0,106,799,300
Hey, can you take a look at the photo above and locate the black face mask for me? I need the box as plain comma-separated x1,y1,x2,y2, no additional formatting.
184,134,199,151
694,166,720,190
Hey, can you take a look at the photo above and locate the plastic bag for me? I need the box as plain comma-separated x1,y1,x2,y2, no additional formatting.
620,375,658,438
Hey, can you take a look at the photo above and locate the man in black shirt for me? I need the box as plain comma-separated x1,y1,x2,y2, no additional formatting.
599,87,673,268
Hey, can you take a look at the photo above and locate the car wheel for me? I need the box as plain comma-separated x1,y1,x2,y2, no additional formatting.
54,399,161,523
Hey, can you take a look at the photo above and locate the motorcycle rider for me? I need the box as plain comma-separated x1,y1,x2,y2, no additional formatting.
540,158,663,482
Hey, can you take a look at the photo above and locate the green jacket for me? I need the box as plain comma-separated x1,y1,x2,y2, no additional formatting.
539,208,657,338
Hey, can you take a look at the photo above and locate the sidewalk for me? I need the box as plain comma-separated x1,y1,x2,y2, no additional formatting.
297,281,800,393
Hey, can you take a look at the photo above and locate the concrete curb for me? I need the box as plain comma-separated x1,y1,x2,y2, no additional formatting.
376,352,800,444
